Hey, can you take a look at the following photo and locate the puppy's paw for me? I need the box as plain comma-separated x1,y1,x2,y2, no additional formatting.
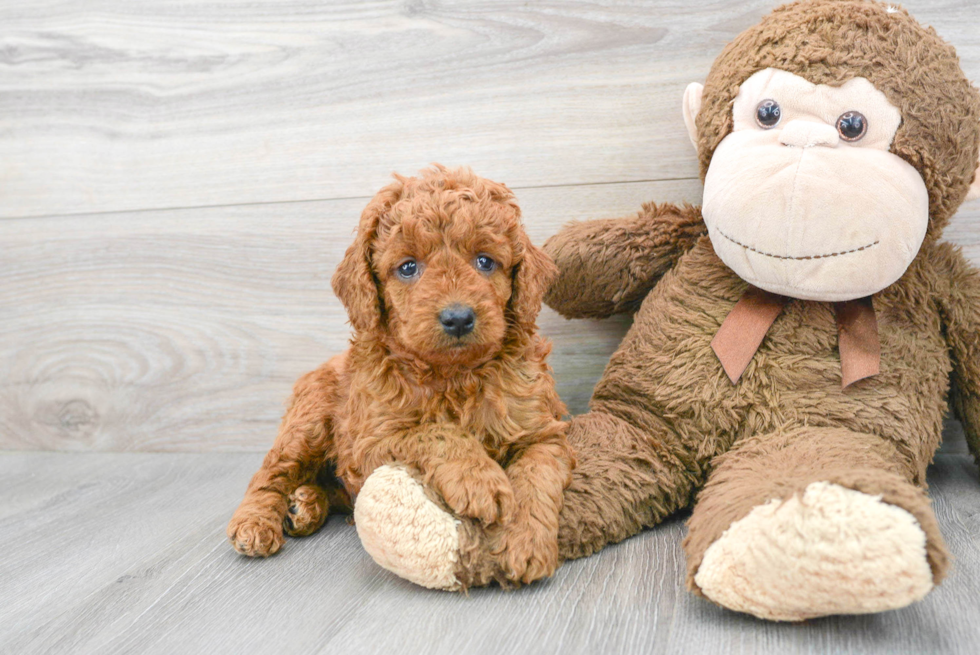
494,519,559,585
227,512,285,557
284,484,328,537
431,458,515,526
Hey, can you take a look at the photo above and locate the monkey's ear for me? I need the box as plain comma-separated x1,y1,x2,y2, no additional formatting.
508,235,559,337
332,184,401,333
967,154,980,202
683,82,704,150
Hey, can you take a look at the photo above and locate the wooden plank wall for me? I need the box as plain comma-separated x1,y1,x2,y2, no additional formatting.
2,0,979,452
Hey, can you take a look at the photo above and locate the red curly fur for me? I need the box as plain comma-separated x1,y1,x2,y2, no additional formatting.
228,165,574,585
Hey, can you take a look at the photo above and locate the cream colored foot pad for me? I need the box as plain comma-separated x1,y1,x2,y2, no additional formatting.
694,481,933,621
354,464,461,591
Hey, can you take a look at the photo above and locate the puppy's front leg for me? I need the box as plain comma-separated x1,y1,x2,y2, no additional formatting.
360,428,515,526
493,434,574,584
228,362,340,557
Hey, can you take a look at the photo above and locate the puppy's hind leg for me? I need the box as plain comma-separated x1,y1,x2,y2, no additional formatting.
284,484,328,537
228,355,345,557
285,465,352,537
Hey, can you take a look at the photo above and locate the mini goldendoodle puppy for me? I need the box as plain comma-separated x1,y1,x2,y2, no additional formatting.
227,165,573,586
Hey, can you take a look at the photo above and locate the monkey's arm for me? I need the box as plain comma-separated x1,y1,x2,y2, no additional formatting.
543,203,706,319
935,243,980,470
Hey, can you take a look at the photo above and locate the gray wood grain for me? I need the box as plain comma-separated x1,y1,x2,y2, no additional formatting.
0,0,976,219
0,450,978,655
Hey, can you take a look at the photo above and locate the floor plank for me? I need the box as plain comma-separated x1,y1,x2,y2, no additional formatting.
0,0,976,218
0,450,978,654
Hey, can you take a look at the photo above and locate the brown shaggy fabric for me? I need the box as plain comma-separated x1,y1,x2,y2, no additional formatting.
227,166,574,586
695,0,980,237
543,203,707,318
937,241,980,470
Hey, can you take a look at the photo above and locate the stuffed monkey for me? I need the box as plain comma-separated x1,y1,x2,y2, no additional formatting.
353,0,980,621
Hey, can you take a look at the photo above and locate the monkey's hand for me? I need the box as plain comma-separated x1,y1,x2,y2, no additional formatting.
543,203,705,319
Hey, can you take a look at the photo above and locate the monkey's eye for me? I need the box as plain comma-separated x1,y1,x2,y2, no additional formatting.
836,111,867,142
755,99,781,129
396,259,419,280
475,254,496,273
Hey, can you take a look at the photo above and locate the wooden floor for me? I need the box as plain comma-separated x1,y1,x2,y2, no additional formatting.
2,435,980,654
2,1,980,653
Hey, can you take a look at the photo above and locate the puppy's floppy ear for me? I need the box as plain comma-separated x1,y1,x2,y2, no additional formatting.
332,181,402,333
508,233,559,335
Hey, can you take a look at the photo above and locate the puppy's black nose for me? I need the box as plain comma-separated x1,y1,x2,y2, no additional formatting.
439,305,475,338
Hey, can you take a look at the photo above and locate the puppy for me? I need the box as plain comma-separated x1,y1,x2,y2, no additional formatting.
227,165,574,585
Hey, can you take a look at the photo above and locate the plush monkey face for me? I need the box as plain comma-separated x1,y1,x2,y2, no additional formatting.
691,68,930,301
683,0,980,302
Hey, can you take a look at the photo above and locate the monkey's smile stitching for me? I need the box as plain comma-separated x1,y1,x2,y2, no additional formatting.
717,229,880,261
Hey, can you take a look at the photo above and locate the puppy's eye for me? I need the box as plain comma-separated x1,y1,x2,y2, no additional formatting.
836,111,867,142
755,99,781,129
475,255,496,273
396,259,419,280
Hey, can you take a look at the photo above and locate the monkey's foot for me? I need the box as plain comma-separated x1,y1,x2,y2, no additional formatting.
693,481,934,621
354,464,463,591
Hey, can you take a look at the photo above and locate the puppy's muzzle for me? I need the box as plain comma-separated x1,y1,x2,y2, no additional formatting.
439,304,476,338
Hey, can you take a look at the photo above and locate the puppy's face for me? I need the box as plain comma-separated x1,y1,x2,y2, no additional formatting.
332,167,557,368
374,190,517,367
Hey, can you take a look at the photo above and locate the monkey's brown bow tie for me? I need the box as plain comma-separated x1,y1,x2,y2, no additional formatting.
710,286,879,389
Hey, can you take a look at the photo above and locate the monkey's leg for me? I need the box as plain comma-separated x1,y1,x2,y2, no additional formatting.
227,358,343,557
686,426,947,621
556,409,699,560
